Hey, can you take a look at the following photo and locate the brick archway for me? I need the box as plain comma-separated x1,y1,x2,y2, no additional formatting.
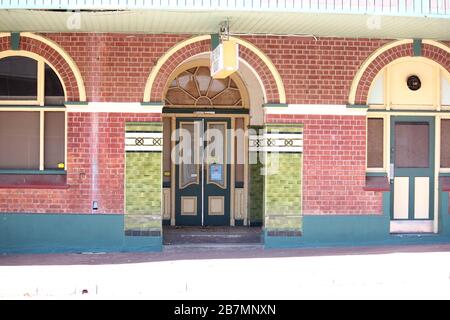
144,35,285,104
349,40,450,105
0,33,86,102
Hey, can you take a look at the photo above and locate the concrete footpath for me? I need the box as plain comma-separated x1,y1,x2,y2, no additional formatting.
0,244,449,299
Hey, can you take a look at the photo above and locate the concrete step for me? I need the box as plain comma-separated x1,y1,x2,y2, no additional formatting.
163,243,264,252
163,226,263,245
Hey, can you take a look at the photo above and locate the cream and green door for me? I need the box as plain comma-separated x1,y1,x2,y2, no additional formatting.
390,117,435,229
175,117,231,226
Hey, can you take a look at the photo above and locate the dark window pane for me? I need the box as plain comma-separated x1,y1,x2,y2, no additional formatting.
0,112,40,169
367,118,384,168
441,120,450,168
44,112,65,169
395,122,429,168
0,57,37,100
44,64,65,105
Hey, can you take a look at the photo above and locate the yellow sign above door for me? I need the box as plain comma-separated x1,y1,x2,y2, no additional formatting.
211,40,239,79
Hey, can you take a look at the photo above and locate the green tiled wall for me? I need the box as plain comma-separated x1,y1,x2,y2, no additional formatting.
264,124,303,231
248,125,264,225
125,122,162,233
265,153,303,229
249,152,264,224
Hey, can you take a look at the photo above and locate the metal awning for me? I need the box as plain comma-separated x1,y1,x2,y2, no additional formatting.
0,0,449,18
0,1,449,40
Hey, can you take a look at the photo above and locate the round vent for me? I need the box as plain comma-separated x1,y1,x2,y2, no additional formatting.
407,75,421,91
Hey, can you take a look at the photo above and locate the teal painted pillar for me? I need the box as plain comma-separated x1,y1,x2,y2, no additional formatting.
10,32,20,50
124,122,163,249
439,177,450,237
413,39,422,56
262,124,304,240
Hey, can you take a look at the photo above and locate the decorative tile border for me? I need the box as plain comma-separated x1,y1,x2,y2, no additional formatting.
249,133,303,153
125,230,162,237
125,132,163,152
266,230,303,237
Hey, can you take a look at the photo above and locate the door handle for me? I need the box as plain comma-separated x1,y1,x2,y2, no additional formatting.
389,163,394,183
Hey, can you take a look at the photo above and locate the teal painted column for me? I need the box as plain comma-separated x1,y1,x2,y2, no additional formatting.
262,124,304,247
439,176,450,237
10,32,20,50
124,122,163,251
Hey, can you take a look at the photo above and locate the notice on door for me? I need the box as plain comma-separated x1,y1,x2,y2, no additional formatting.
210,164,223,182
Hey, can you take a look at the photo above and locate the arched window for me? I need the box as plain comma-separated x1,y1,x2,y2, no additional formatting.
165,66,243,107
366,57,450,173
0,55,65,173
0,56,38,101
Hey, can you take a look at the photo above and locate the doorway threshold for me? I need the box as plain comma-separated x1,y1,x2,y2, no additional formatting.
390,220,434,233
163,226,263,246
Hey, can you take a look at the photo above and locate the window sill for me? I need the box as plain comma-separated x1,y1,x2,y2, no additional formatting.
364,174,390,192
0,184,69,189
0,169,66,175
0,172,67,189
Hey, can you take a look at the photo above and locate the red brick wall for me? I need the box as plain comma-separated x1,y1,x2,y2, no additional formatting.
1,34,449,215
245,36,390,104
0,113,161,214
266,113,383,215
43,33,186,102
40,34,449,106
41,33,391,104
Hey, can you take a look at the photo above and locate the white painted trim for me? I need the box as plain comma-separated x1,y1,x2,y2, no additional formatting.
125,146,163,152
65,102,163,113
251,146,304,153
249,133,303,153
264,104,367,116
39,110,44,171
239,58,267,103
37,60,45,106
126,133,163,138
263,133,303,140
435,116,441,233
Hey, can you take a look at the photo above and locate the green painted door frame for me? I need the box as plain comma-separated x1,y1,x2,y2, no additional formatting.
175,118,203,226
390,116,435,221
175,117,231,226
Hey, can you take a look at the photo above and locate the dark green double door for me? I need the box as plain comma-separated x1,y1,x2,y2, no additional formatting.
175,118,231,226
